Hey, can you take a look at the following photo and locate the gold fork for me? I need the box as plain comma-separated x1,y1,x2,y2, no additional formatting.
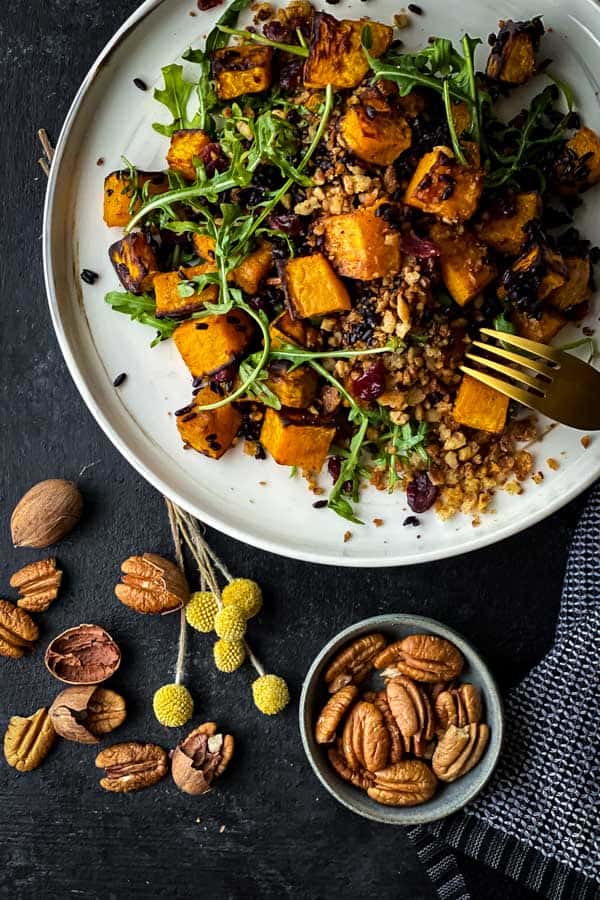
460,327,600,430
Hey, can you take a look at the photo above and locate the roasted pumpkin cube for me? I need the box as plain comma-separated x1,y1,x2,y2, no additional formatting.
212,45,273,100
303,13,392,89
486,18,544,84
513,309,567,344
269,311,321,350
154,265,219,318
177,386,241,459
281,253,351,319
476,192,542,256
453,375,509,434
266,361,319,408
103,170,169,228
260,407,335,470
322,201,402,280
396,90,427,119
450,101,471,137
430,224,496,306
547,256,591,311
556,127,600,193
108,232,160,294
190,234,272,294
191,233,218,275
507,245,567,302
166,129,212,181
173,311,253,378
339,101,411,166
404,145,484,223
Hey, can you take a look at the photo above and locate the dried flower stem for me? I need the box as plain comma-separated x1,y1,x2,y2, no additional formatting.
165,498,188,686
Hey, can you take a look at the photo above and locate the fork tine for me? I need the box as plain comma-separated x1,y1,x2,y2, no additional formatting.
465,352,548,393
460,365,541,410
479,327,563,363
470,340,555,377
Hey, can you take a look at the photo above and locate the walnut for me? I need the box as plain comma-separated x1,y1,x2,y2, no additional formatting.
45,624,121,685
324,633,386,693
10,558,62,613
327,741,374,790
115,553,189,614
432,723,490,782
0,599,39,658
95,742,168,792
374,634,463,682
3,708,56,771
367,760,437,806
315,685,358,744
49,686,126,743
171,723,234,795
386,676,435,757
342,701,390,773
435,683,482,733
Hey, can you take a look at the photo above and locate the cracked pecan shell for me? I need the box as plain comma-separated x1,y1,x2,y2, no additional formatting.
45,624,121,685
367,760,438,806
323,633,386,693
315,685,358,744
49,686,126,744
342,701,390,773
10,558,62,613
328,741,374,790
96,742,168,792
115,553,189,614
432,723,490,782
0,599,39,659
435,683,482,733
171,722,234,795
386,676,435,758
374,634,463,682
4,708,56,771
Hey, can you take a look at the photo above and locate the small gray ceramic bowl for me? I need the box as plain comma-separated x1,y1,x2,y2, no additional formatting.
299,614,503,825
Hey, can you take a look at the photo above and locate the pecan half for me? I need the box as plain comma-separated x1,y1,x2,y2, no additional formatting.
386,676,435,757
374,634,463,682
315,685,358,744
96,742,168,792
10,558,62,613
373,692,404,764
4,708,56,771
328,741,373,790
435,683,482,733
171,722,234,795
367,760,438,806
432,723,490,782
324,633,386,693
45,624,121,684
49,686,126,744
0,599,39,658
342,701,390,773
115,553,189,614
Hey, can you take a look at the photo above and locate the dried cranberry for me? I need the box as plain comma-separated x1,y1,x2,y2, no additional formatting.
268,211,303,236
263,20,289,41
197,0,222,8
406,472,438,513
328,456,341,482
401,234,440,258
350,360,386,401
278,59,304,92
198,142,227,176
211,362,238,383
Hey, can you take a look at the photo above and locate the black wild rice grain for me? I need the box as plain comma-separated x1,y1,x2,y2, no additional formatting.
133,77,148,91
195,323,209,330
312,500,328,508
206,433,217,441
175,404,194,417
403,515,420,527
182,413,197,422
408,3,423,14
81,269,99,285
112,372,127,387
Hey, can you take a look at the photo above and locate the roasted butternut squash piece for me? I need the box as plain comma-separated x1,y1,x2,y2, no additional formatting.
103,170,169,228
556,127,600,193
506,245,567,302
547,256,591,311
430,224,496,306
303,13,392,89
269,311,321,350
177,386,241,459
173,311,253,378
453,375,509,434
266,361,319,408
339,101,411,166
486,19,544,84
260,408,335,470
166,129,212,180
191,234,218,275
108,232,160,294
404,145,484,223
190,234,272,294
322,201,402,280
212,45,273,100
396,90,426,119
513,309,567,344
450,101,471,137
154,265,219,318
281,253,351,319
476,192,541,256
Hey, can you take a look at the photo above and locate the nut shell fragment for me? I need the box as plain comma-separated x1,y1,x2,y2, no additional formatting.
315,685,358,744
324,633,386,693
10,558,63,613
115,553,189,614
49,686,126,743
45,624,121,685
432,723,490,782
342,701,390,773
0,599,39,658
10,479,83,548
4,708,56,771
367,760,437,806
96,742,168,792
171,722,235,795
374,634,463,682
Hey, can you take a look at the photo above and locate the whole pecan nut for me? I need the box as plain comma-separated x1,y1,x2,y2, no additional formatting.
10,558,62,613
45,624,121,685
435,683,482,733
386,675,435,757
4,708,56,771
96,742,168,792
342,701,390,773
367,760,438,807
0,599,39,659
374,634,463,682
324,633,386,693
115,553,189,614
373,692,404,764
49,686,126,744
328,741,374,791
432,723,490,782
171,722,234,795
315,685,358,744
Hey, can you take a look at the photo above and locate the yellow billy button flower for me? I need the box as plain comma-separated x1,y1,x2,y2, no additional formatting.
252,674,290,715
153,684,193,727
213,639,246,672
214,605,246,642
222,579,263,619
186,591,219,633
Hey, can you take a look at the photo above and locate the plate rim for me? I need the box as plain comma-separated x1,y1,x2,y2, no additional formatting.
43,0,600,568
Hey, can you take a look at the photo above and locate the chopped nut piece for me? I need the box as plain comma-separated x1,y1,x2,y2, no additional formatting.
580,436,591,449
546,457,560,471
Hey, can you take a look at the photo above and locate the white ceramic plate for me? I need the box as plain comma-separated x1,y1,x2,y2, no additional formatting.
43,0,600,566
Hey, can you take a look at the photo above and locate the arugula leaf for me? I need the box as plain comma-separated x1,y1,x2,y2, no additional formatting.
246,110,312,185
328,417,369,524
216,25,308,57
493,311,515,334
105,291,178,346
238,353,282,409
206,0,253,54
376,420,429,492
152,64,200,137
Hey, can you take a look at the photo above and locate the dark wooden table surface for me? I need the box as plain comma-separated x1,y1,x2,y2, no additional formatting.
0,1,591,897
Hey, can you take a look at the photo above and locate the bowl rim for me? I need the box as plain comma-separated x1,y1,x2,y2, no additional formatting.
299,614,504,825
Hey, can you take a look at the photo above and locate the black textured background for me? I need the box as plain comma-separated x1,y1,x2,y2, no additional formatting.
0,1,591,897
